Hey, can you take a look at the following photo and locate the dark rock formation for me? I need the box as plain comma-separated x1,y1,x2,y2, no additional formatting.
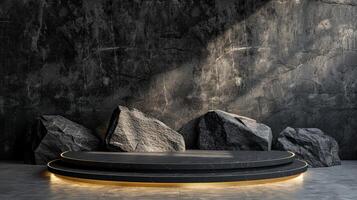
0,0,356,160
275,127,341,167
179,110,272,151
27,115,100,165
177,118,200,149
105,106,185,152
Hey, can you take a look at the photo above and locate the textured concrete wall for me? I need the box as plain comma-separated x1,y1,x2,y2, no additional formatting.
0,0,356,159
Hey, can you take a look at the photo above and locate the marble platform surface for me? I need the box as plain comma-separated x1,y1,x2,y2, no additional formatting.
1,161,357,200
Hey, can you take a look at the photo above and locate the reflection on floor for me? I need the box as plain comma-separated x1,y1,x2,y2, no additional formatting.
0,161,356,200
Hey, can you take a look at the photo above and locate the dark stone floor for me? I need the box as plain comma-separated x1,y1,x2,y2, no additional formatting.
0,161,356,200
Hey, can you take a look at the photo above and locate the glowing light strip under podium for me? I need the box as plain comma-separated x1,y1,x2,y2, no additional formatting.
47,171,305,188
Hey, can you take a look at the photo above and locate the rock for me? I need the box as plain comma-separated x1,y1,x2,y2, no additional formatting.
2,0,357,161
177,118,200,149
179,110,272,150
29,115,100,165
275,127,341,167
105,106,185,152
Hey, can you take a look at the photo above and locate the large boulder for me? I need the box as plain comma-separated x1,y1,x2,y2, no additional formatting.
275,127,341,167
27,115,100,165
179,110,272,150
105,105,185,152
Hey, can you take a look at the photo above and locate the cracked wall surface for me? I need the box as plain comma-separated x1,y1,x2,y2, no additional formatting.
0,0,356,159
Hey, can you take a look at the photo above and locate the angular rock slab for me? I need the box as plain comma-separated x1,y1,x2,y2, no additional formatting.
31,115,100,165
275,127,341,167
105,105,185,152
179,110,272,151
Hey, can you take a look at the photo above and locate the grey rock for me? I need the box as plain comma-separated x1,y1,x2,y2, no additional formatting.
30,115,100,165
105,106,185,152
179,110,272,151
275,127,341,167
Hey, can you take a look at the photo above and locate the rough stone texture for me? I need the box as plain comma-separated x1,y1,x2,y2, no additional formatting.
105,105,185,152
179,110,272,151
0,0,356,159
177,118,200,149
27,115,100,165
275,127,341,167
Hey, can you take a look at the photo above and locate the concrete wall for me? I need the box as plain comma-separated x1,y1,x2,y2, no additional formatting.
0,0,356,159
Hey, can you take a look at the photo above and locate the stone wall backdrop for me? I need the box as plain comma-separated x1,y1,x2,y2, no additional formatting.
0,0,356,160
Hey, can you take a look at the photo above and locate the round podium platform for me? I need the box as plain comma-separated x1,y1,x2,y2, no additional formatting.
60,150,295,170
47,150,307,184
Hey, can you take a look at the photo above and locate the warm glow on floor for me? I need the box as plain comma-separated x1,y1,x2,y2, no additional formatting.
45,171,305,188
